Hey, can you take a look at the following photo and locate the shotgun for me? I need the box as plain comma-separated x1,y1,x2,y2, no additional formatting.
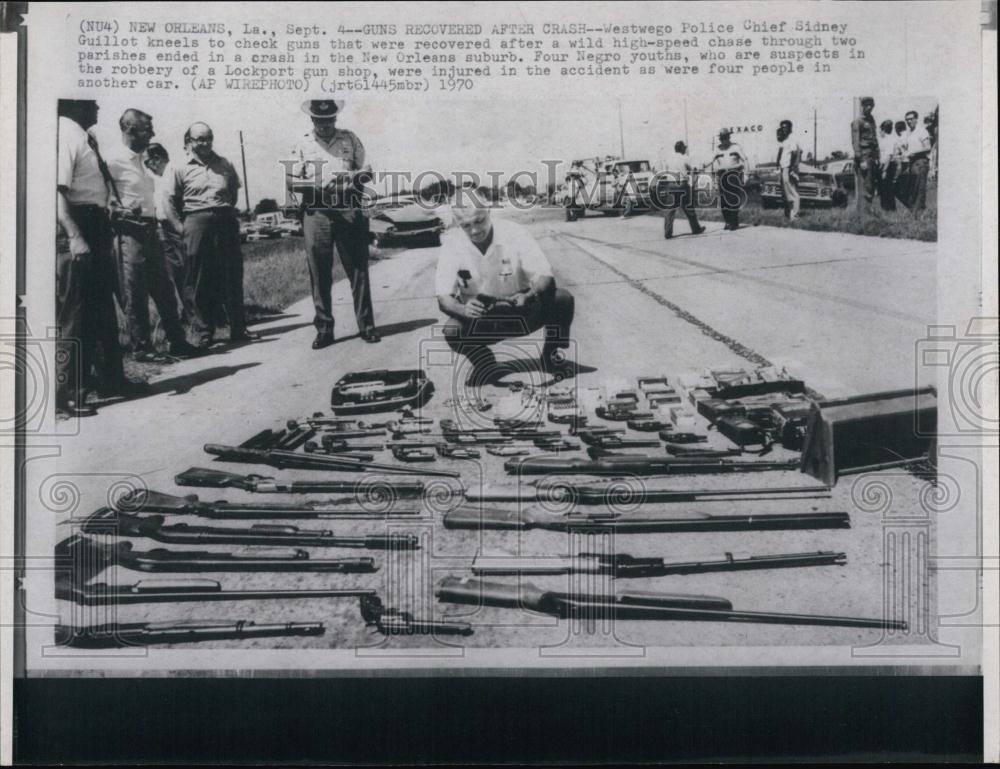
443,507,850,532
55,619,325,648
470,550,847,578
204,443,461,478
463,483,831,505
436,577,907,630
79,508,421,550
174,467,426,497
117,489,421,519
505,455,801,476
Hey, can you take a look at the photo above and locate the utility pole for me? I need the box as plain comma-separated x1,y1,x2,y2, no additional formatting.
813,108,818,163
618,99,625,158
238,130,251,214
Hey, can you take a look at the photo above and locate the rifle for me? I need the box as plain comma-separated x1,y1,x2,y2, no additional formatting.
174,467,426,497
204,443,461,478
55,619,325,648
57,534,378,573
505,455,801,476
470,550,847,578
117,489,421,518
443,507,850,532
436,577,907,630
79,508,421,550
56,575,377,606
576,432,661,449
463,483,832,504
359,595,473,636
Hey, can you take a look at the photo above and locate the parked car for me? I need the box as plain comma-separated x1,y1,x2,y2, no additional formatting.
368,194,446,249
823,158,856,191
747,162,779,193
761,164,848,209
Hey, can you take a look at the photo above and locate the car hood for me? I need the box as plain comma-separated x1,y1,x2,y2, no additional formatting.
373,203,442,224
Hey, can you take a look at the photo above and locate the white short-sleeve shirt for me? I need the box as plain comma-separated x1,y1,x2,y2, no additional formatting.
434,218,554,302
57,117,108,206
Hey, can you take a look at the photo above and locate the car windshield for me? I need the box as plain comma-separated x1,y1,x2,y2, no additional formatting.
614,161,650,173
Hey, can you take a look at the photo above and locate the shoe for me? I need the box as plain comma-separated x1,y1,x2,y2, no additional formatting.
664,232,673,239
168,341,206,358
691,226,706,235
97,379,150,399
230,330,261,342
312,333,335,350
361,328,381,344
56,399,96,418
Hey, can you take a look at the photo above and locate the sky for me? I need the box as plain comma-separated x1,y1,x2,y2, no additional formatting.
90,92,938,208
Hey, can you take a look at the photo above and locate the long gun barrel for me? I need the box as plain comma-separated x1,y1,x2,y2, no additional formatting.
436,577,907,630
57,535,378,573
174,467,426,497
464,484,831,504
56,576,377,606
204,444,461,478
117,489,421,519
80,509,421,550
505,455,801,476
470,550,848,578
443,507,850,532
55,619,325,648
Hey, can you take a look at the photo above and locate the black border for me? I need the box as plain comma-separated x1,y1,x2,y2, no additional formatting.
14,676,983,763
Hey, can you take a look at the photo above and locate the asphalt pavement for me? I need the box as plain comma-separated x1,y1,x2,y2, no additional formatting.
29,210,938,662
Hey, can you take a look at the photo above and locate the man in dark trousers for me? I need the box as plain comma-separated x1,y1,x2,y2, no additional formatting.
711,128,747,230
851,96,880,213
105,109,199,361
287,99,379,349
658,141,706,239
168,122,259,347
56,99,138,417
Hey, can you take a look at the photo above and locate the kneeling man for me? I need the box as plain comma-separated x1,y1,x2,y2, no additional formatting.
436,191,574,383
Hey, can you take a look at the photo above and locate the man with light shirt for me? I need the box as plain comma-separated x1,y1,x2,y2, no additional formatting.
287,99,378,350
657,141,705,239
169,122,258,347
105,110,199,360
710,128,747,230
776,120,802,221
435,189,575,385
904,109,933,212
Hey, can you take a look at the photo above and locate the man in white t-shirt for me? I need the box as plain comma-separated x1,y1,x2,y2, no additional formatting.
435,189,575,384
776,119,802,221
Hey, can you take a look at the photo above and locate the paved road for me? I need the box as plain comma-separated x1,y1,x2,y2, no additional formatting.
26,213,936,666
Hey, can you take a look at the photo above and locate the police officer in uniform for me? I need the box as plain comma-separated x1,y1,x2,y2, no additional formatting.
287,99,379,349
851,97,880,212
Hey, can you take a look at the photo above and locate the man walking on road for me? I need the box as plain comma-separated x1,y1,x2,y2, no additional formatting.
287,99,379,350
658,141,705,239
169,122,258,348
776,119,802,221
711,128,747,231
851,97,880,213
106,110,199,361
435,189,575,385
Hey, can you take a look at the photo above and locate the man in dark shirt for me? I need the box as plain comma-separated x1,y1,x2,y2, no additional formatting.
851,97,880,213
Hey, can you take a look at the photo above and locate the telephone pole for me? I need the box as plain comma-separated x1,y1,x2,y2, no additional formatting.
238,130,251,214
813,108,818,162
618,99,625,157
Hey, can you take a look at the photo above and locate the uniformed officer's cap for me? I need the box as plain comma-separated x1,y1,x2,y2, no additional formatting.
718,127,732,137
779,119,793,130
302,100,345,119
860,96,875,107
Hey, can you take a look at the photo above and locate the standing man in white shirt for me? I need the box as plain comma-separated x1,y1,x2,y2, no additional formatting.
904,109,932,212
710,128,748,230
143,142,187,315
106,110,199,360
657,141,706,239
877,119,898,212
775,120,802,221
287,99,378,349
435,189,575,384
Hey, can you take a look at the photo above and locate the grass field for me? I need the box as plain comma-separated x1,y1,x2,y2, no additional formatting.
690,187,937,241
